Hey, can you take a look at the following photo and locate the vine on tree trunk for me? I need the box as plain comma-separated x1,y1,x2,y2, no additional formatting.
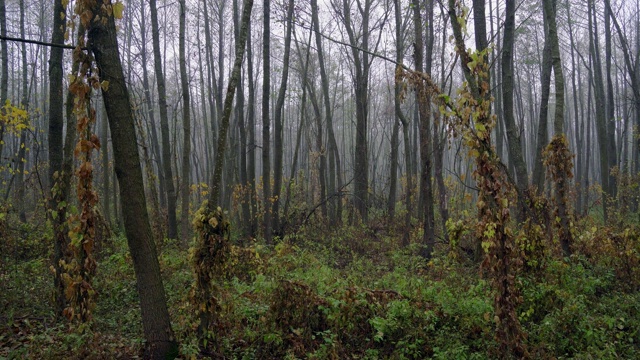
543,134,574,257
60,0,114,323
192,201,231,349
398,41,528,360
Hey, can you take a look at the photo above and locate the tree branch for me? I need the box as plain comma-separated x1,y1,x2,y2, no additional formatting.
0,34,79,50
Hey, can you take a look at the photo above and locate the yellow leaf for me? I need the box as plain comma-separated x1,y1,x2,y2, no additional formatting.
100,80,109,91
113,2,125,19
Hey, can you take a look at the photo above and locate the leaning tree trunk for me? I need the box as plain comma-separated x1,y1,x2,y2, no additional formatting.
192,0,253,347
86,2,178,357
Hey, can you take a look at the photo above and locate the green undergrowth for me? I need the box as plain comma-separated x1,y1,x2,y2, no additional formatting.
1,222,640,359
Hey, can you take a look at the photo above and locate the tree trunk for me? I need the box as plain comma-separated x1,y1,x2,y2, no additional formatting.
272,0,295,235
413,0,435,258
393,0,412,245
262,0,272,243
532,12,553,194
566,0,583,214
179,0,191,242
285,29,313,229
48,0,67,318
16,0,28,223
502,0,529,201
588,0,612,221
247,22,258,237
0,0,7,159
338,0,372,222
544,0,572,256
150,0,178,239
388,117,400,218
604,4,618,199
195,0,253,339
87,2,178,357
139,1,166,210
311,0,342,224
307,79,328,218
233,0,251,240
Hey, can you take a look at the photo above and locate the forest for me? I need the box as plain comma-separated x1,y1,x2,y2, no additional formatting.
1,0,639,358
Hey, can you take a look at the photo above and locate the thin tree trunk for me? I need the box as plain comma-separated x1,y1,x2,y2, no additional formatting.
247,21,258,237
284,29,313,230
312,0,342,224
150,0,178,239
393,0,412,246
262,0,272,243
196,0,252,337
588,0,611,221
532,11,553,193
179,0,191,242
0,0,7,159
604,3,618,199
566,0,583,214
272,0,295,235
139,1,166,210
388,117,400,218
16,0,28,223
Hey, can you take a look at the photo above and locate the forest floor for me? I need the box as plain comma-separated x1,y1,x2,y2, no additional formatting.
1,213,640,359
